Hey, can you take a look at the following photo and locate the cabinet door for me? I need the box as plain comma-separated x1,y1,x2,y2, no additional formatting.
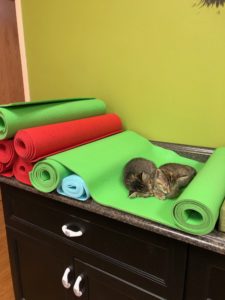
185,246,225,300
7,228,74,300
2,182,187,300
72,258,160,300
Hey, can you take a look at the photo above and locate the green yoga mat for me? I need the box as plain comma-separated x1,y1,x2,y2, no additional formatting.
218,200,225,233
30,130,225,235
0,98,105,139
173,147,225,234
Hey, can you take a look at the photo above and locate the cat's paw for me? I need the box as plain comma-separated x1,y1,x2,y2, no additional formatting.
129,191,138,198
154,191,166,200
142,193,153,198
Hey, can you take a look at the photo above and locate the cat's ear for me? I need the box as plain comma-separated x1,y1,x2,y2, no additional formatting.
155,169,167,181
141,172,151,183
129,191,137,198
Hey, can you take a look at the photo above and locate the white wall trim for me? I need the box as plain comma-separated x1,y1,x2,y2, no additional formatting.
15,0,30,102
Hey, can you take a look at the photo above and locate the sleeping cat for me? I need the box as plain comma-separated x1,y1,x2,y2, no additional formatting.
153,163,196,200
123,158,196,199
123,158,157,198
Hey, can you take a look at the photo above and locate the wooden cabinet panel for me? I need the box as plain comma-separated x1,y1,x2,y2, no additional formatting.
73,258,159,300
185,246,225,300
2,183,187,300
6,228,73,300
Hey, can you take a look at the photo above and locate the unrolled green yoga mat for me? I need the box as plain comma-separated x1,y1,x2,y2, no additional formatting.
30,131,225,235
0,98,105,139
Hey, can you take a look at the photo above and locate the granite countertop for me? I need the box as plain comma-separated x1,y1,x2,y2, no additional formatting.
1,176,225,256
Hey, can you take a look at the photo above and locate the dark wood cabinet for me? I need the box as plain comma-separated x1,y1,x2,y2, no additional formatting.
2,180,225,300
185,246,225,300
73,258,157,300
2,183,188,300
7,228,73,300
8,227,170,300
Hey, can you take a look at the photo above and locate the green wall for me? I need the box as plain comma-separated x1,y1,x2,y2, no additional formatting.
22,0,225,147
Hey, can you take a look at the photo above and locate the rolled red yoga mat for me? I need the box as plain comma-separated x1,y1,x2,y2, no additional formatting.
0,139,17,177
13,158,33,185
14,114,123,162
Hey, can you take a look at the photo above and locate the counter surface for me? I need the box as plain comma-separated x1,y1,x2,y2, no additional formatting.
1,176,225,255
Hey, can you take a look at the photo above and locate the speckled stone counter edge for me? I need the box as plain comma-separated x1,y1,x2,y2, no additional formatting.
1,177,225,255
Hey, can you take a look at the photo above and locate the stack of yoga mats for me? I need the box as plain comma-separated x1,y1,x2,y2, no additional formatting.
30,130,225,236
13,113,122,186
0,98,106,177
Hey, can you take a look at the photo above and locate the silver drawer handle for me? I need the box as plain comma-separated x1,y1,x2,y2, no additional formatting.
62,225,83,238
62,267,72,289
73,275,83,297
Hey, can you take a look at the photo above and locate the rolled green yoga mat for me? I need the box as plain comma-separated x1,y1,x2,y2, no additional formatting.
0,98,105,139
173,147,225,235
31,160,71,192
218,200,225,233
30,130,225,235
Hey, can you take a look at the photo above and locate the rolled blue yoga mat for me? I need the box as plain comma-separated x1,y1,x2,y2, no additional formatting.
57,174,90,201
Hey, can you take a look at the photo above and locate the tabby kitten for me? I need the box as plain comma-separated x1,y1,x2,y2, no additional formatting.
153,163,196,200
123,158,157,198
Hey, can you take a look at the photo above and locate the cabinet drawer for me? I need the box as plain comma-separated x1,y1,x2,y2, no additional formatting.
73,257,160,300
2,184,187,299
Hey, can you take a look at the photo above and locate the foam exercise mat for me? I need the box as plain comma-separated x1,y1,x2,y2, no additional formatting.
57,174,90,201
30,131,225,235
0,98,105,139
13,158,34,185
173,147,225,234
31,160,71,192
0,139,15,163
218,200,225,233
0,97,94,108
0,139,17,177
14,114,122,162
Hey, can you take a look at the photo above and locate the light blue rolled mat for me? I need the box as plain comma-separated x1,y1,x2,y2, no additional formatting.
57,174,90,201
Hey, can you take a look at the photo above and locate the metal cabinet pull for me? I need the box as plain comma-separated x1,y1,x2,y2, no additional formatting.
62,225,83,238
73,275,84,297
62,267,72,289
